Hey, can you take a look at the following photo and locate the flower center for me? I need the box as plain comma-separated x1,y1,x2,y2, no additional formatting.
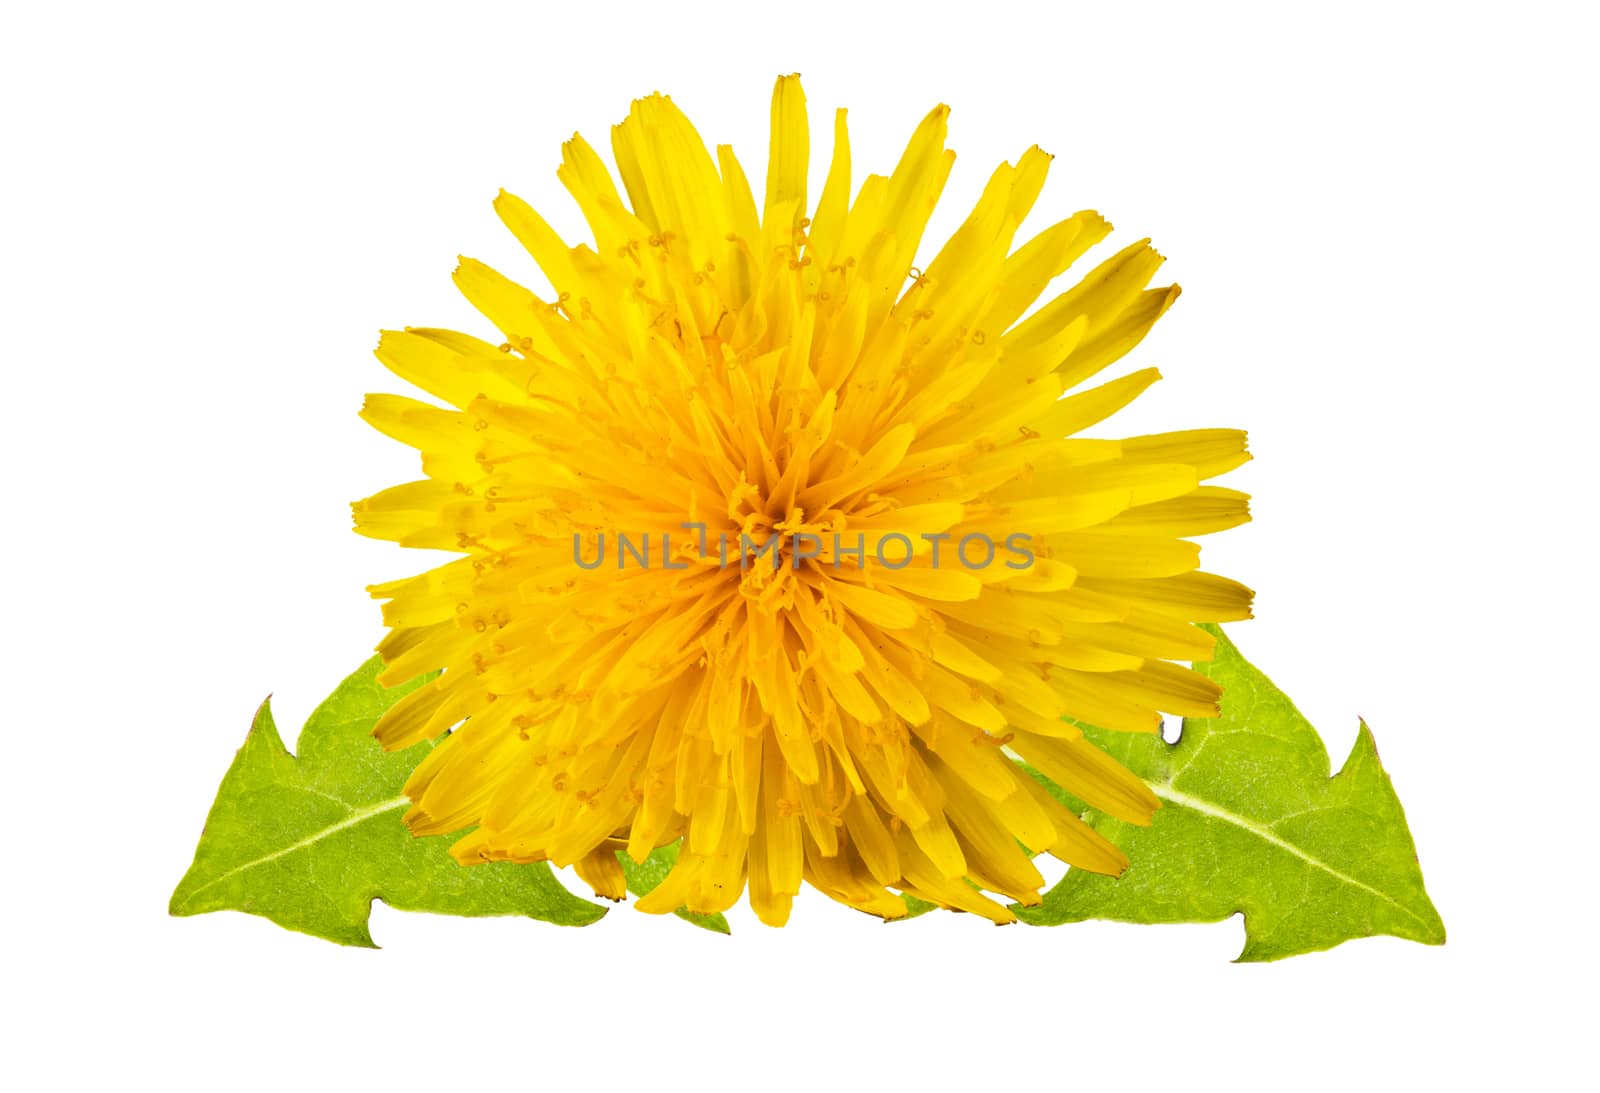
721,485,841,614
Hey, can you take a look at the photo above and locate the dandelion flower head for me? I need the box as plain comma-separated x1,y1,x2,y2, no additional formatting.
354,75,1254,925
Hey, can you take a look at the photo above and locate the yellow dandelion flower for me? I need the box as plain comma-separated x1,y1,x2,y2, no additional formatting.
353,75,1254,926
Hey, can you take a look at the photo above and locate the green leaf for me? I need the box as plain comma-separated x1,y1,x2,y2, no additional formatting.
170,658,607,946
615,842,731,934
1018,625,1445,961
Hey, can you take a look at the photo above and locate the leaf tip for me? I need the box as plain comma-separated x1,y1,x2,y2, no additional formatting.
669,907,730,934
1356,716,1380,754
245,695,290,758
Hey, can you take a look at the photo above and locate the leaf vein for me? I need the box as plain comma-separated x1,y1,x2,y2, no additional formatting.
177,795,411,906
1151,782,1434,929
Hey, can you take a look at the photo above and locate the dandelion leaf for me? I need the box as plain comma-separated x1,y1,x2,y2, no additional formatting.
170,658,606,946
1019,626,1446,961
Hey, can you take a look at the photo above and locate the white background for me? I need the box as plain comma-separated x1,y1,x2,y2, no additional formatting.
4,1,1595,1087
